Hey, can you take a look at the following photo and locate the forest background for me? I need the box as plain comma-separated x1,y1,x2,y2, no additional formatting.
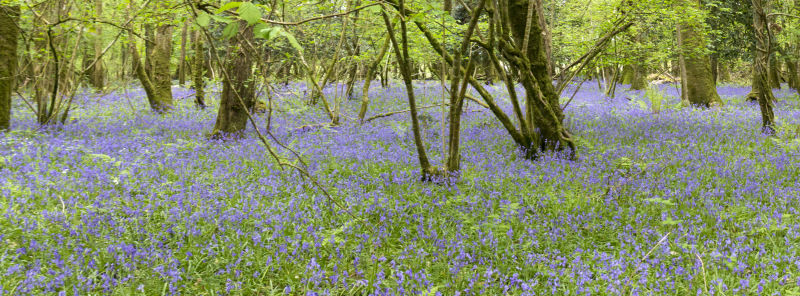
1,0,800,295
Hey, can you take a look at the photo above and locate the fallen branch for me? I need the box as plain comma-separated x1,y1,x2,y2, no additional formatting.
363,103,448,123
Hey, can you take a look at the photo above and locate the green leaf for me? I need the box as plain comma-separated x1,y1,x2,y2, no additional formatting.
223,22,240,39
645,198,676,206
363,4,381,14
216,1,242,14
209,14,234,24
195,13,210,27
660,217,682,226
279,31,303,53
237,2,262,25
614,157,632,170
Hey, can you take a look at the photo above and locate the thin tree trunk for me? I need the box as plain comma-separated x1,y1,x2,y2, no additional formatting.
179,20,188,86
91,0,104,91
381,4,436,179
192,29,205,109
130,39,160,111
358,35,391,121
0,5,20,130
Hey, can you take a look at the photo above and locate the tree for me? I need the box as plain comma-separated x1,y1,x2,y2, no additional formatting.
751,0,776,134
507,0,577,156
130,25,173,114
192,29,206,109
0,5,20,130
89,0,105,91
211,17,256,138
677,0,723,107
151,24,174,110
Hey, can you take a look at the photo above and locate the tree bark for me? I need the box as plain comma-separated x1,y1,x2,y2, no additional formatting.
751,0,776,134
508,0,575,157
90,0,105,91
192,29,206,109
211,19,256,138
179,20,188,86
536,0,553,77
130,39,160,112
677,0,722,107
144,24,155,80
381,3,437,179
787,59,799,91
630,64,647,90
0,5,20,130
768,57,781,89
358,35,391,121
151,25,174,111
619,64,634,84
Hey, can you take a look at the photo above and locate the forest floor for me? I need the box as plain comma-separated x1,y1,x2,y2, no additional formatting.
2,81,800,295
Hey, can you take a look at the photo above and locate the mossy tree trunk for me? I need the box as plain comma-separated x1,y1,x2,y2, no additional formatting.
150,25,174,111
0,5,20,130
768,57,781,89
130,38,160,111
508,0,575,157
144,24,155,80
211,19,256,138
786,59,799,91
751,0,776,134
358,35,390,121
719,63,731,82
619,64,634,85
192,29,206,109
179,20,188,87
677,0,722,107
536,0,553,77
630,64,647,90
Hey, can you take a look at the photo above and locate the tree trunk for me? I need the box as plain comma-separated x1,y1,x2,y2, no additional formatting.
381,4,437,179
358,35,391,121
677,0,722,107
211,19,256,138
192,29,205,109
179,20,188,86
630,64,647,90
710,53,718,84
145,24,155,80
151,25,174,111
536,0,553,77
0,5,20,130
751,0,776,134
509,0,575,157
719,63,731,82
787,59,799,91
90,0,105,91
619,64,634,84
130,39,160,112
768,57,781,89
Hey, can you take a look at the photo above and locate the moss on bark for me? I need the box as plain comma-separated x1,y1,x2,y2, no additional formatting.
678,0,723,107
0,5,20,130
211,20,256,138
508,0,576,157
150,25,174,112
